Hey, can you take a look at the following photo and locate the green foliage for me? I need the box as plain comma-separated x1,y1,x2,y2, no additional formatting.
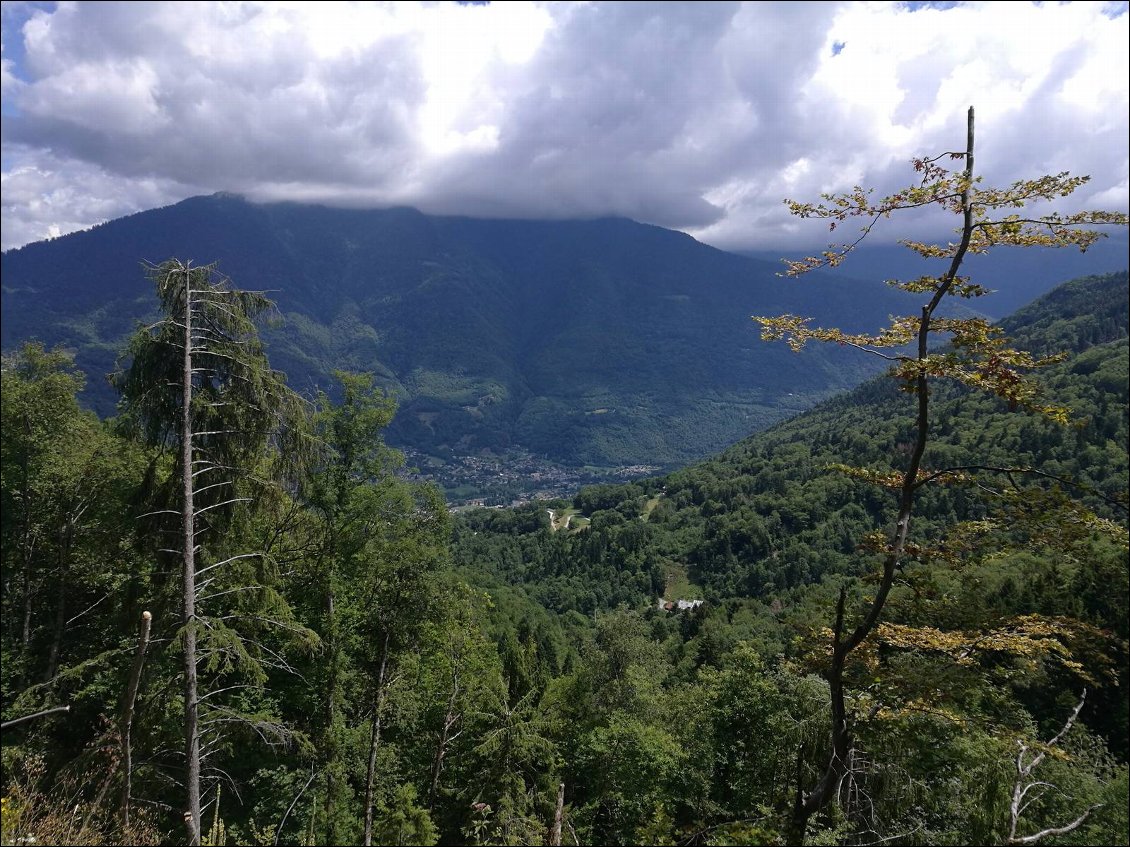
1,342,150,744
3,222,1128,847
372,783,438,847
574,715,684,844
113,260,309,477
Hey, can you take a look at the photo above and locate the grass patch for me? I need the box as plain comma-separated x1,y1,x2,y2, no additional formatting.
548,508,590,532
661,563,703,600
569,515,591,531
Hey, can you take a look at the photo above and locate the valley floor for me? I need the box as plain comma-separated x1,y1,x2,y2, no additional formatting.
400,446,663,507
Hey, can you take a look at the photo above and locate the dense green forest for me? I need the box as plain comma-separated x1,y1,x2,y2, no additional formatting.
2,260,1127,845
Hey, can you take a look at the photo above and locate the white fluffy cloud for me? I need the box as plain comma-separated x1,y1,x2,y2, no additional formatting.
2,0,1127,251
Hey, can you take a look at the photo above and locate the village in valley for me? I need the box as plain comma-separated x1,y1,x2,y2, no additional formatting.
401,446,662,508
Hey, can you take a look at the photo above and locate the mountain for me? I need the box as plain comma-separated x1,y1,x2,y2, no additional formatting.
1,194,952,467
744,233,1129,319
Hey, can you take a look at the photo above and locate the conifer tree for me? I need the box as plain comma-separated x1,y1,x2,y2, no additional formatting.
115,259,310,844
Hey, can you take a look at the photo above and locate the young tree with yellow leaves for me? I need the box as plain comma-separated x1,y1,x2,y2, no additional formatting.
756,107,1128,845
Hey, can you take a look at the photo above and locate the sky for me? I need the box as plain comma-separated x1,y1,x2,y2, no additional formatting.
1,0,1127,253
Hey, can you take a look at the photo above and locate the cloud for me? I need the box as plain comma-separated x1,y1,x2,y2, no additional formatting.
690,1,1130,250
1,1,1126,252
0,145,191,248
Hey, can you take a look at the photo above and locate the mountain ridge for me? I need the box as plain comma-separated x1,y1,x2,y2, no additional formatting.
2,193,921,468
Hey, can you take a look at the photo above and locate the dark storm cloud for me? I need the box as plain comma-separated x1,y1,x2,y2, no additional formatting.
420,1,839,229
1,1,1126,251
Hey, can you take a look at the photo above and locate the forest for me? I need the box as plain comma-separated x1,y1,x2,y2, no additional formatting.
2,117,1129,847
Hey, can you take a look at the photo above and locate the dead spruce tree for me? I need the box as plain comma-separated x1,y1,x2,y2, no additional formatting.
116,260,312,844
756,107,1128,845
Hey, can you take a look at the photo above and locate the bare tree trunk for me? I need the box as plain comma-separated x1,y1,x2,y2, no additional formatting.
20,435,35,659
550,782,565,847
182,271,202,846
427,663,461,809
21,534,34,655
322,582,340,845
121,610,152,828
22,562,33,649
44,517,75,682
362,633,391,847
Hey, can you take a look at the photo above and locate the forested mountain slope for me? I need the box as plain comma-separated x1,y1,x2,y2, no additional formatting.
6,194,918,467
452,269,1129,610
441,269,1130,844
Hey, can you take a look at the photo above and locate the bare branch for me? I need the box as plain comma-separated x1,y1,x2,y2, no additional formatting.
1009,805,1102,845
195,552,262,578
193,497,253,517
275,767,318,846
65,592,113,626
1008,691,1093,844
1,704,71,729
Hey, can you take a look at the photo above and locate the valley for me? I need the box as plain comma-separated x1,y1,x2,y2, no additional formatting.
3,5,1127,844
402,445,662,508
2,206,1127,847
